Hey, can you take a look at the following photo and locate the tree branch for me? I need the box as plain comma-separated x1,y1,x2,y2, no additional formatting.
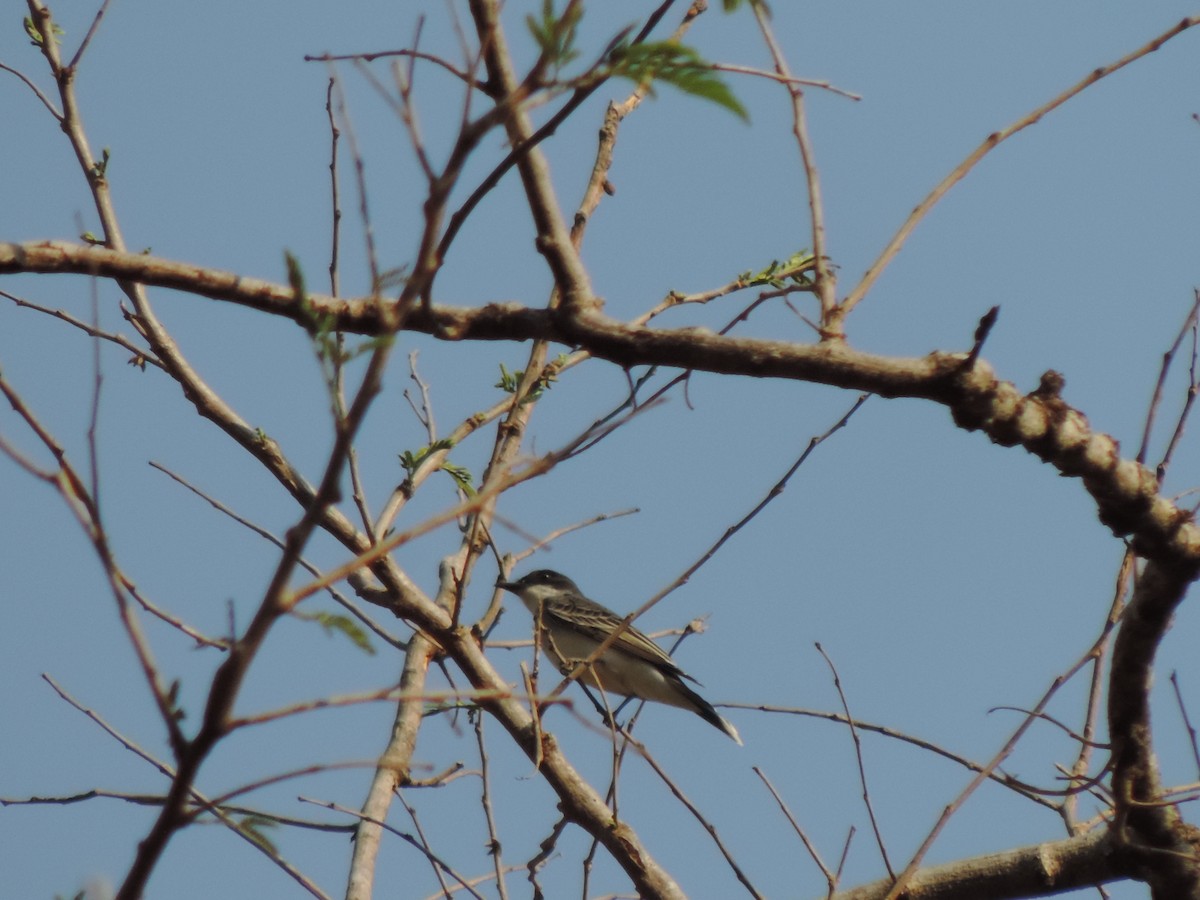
832,828,1118,900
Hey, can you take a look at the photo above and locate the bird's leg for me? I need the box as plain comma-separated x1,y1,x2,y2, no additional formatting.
577,681,616,726
541,633,628,730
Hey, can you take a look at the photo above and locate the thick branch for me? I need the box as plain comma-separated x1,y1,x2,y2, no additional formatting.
345,634,439,900
4,240,1199,572
1106,560,1200,897
833,828,1118,900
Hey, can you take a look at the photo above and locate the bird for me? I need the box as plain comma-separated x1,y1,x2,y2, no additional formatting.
497,569,742,744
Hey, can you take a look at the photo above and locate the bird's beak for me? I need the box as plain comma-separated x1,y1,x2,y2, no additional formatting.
495,579,518,592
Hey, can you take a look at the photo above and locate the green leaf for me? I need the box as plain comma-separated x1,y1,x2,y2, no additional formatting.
399,440,475,496
607,41,748,121
442,461,476,497
285,251,308,305
293,609,376,655
236,815,279,854
90,148,111,179
23,16,63,46
375,264,410,293
738,249,817,288
399,438,456,478
526,0,583,75
286,251,340,363
495,362,557,403
494,362,519,394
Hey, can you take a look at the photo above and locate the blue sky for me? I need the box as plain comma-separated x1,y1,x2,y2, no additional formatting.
3,2,1200,898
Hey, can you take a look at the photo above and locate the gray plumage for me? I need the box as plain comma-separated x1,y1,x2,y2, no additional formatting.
497,569,741,744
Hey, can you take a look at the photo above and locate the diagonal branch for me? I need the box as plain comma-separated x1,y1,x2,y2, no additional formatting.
832,828,1118,900
839,15,1200,319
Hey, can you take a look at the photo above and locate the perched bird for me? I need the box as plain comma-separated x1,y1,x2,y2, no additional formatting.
497,569,742,744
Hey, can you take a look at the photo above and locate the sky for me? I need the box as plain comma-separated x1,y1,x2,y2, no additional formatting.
3,2,1200,898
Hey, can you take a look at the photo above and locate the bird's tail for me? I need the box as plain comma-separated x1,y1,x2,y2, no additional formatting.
680,682,742,745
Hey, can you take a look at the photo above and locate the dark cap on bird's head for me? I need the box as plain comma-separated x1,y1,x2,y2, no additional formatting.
497,569,580,594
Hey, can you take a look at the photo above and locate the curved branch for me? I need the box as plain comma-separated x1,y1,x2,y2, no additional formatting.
4,240,1199,572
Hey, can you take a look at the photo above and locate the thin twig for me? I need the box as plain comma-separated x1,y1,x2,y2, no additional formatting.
1171,672,1200,780
710,62,860,100
841,16,1200,319
67,0,115,70
833,827,856,897
730,702,1058,810
417,867,527,900
1,289,163,369
328,72,381,291
478,507,638,635
42,676,331,898
1155,292,1200,483
549,394,868,703
305,49,482,90
1064,547,1134,829
1138,290,1200,470
405,350,438,440
86,267,104,544
325,77,342,298
620,729,765,899
754,766,837,891
815,643,893,878
0,367,185,748
149,461,406,650
987,706,1111,750
526,814,568,900
0,790,355,835
301,796,486,900
0,60,62,119
752,4,836,331
880,629,1116,900
473,715,509,900
400,791,455,899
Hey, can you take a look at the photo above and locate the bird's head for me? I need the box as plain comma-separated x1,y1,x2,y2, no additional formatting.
496,569,581,601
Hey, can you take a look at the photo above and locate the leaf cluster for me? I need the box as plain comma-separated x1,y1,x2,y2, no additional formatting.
526,2,747,120
399,439,476,497
23,15,63,47
526,0,584,77
739,249,817,289
286,252,389,371
292,609,376,655
495,361,558,404
606,41,748,121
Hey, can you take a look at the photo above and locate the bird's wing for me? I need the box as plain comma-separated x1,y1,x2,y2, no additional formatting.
543,595,694,679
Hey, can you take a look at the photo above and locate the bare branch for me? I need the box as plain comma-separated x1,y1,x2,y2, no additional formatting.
0,59,62,119
67,0,115,70
474,715,509,900
754,766,838,891
832,828,1117,900
816,643,893,878
710,61,861,100
1,288,163,369
752,4,836,331
840,16,1200,318
619,729,764,899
